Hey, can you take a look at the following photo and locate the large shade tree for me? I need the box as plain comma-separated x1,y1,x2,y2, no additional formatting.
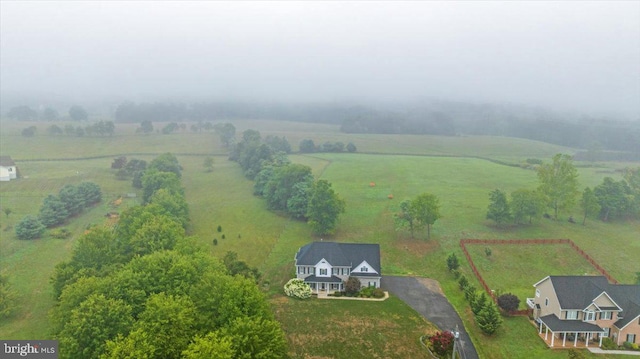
307,179,346,235
537,153,579,220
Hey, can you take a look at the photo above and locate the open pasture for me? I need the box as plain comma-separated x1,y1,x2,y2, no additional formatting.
1,119,639,358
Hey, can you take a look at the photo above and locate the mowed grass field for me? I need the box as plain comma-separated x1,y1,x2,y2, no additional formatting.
465,243,603,309
1,119,638,358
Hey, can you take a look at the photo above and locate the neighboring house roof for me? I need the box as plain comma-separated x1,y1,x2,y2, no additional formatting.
0,156,15,167
295,242,381,274
609,285,640,329
539,314,605,333
536,275,640,330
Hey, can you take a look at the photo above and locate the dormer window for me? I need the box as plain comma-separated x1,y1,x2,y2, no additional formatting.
319,269,327,275
361,266,368,272
600,311,612,320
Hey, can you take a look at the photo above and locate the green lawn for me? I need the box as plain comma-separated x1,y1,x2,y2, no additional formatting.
1,119,639,358
272,295,437,359
464,243,603,309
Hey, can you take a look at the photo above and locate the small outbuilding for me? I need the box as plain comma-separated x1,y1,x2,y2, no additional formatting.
0,156,17,181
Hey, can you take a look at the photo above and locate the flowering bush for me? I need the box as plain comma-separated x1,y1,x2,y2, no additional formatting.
429,331,454,356
284,278,312,299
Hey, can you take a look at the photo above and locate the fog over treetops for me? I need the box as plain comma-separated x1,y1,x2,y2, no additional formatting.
1,1,639,119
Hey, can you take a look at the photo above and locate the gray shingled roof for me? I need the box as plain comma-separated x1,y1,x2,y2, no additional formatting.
303,275,343,283
549,276,611,310
295,242,381,273
548,276,640,329
0,156,15,167
539,314,605,332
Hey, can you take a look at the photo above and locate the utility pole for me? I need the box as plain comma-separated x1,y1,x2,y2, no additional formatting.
451,325,460,359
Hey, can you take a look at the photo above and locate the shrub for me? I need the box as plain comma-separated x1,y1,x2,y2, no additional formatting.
601,337,617,350
372,288,385,298
345,277,361,296
497,293,520,313
359,286,375,298
213,238,218,246
333,291,342,297
464,285,477,303
50,228,71,239
623,342,633,350
283,278,312,299
447,253,460,271
429,331,454,356
476,301,503,335
15,215,45,240
458,275,469,290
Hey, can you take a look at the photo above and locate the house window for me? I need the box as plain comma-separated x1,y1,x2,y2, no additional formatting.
603,328,610,337
585,311,595,321
627,334,636,344
319,268,327,275
360,266,368,272
600,311,612,320
535,289,540,298
566,311,578,320
544,298,549,307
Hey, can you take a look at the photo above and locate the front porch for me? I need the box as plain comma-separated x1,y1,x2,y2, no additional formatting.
537,314,605,348
305,275,343,294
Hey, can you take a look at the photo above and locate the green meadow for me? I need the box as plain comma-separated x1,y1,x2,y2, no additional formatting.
1,120,638,358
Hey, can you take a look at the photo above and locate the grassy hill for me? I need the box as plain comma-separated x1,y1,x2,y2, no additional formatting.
1,119,637,358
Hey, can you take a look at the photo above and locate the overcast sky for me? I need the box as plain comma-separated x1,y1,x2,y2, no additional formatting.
1,1,639,118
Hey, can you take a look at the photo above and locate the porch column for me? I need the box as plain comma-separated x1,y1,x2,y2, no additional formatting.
551,332,555,347
563,333,566,347
574,332,578,347
539,322,543,334
599,334,603,347
545,326,549,340
586,333,589,347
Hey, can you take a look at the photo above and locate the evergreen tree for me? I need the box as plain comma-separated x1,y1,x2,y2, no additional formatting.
476,301,503,335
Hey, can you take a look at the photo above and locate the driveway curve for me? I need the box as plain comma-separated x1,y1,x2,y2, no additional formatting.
382,276,479,359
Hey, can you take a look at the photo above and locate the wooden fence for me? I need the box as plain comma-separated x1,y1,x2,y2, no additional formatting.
459,238,618,315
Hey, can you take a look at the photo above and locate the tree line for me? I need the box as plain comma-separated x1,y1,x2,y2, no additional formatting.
51,153,287,358
486,154,640,226
15,182,102,240
20,121,116,137
230,129,345,235
6,100,639,153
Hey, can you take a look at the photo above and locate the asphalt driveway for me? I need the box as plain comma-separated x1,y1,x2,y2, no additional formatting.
382,276,479,359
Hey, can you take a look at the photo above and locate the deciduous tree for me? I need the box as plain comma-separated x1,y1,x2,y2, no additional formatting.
537,153,579,220
307,179,346,235
580,187,601,225
486,189,511,225
411,193,441,239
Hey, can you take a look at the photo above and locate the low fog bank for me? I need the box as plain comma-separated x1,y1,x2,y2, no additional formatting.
2,95,639,155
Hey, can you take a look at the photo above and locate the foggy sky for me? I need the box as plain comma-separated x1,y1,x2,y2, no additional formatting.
1,1,639,118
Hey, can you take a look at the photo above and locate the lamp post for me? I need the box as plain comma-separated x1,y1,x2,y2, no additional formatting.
452,325,460,359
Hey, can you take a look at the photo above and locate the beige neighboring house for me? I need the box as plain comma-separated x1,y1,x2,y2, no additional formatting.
0,156,17,181
294,241,381,294
528,275,640,348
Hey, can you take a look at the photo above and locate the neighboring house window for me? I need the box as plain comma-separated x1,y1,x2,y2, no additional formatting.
585,311,595,321
535,289,540,298
566,311,578,320
603,328,610,337
361,266,368,272
319,268,327,275
600,311,612,320
627,334,636,344
545,298,549,307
